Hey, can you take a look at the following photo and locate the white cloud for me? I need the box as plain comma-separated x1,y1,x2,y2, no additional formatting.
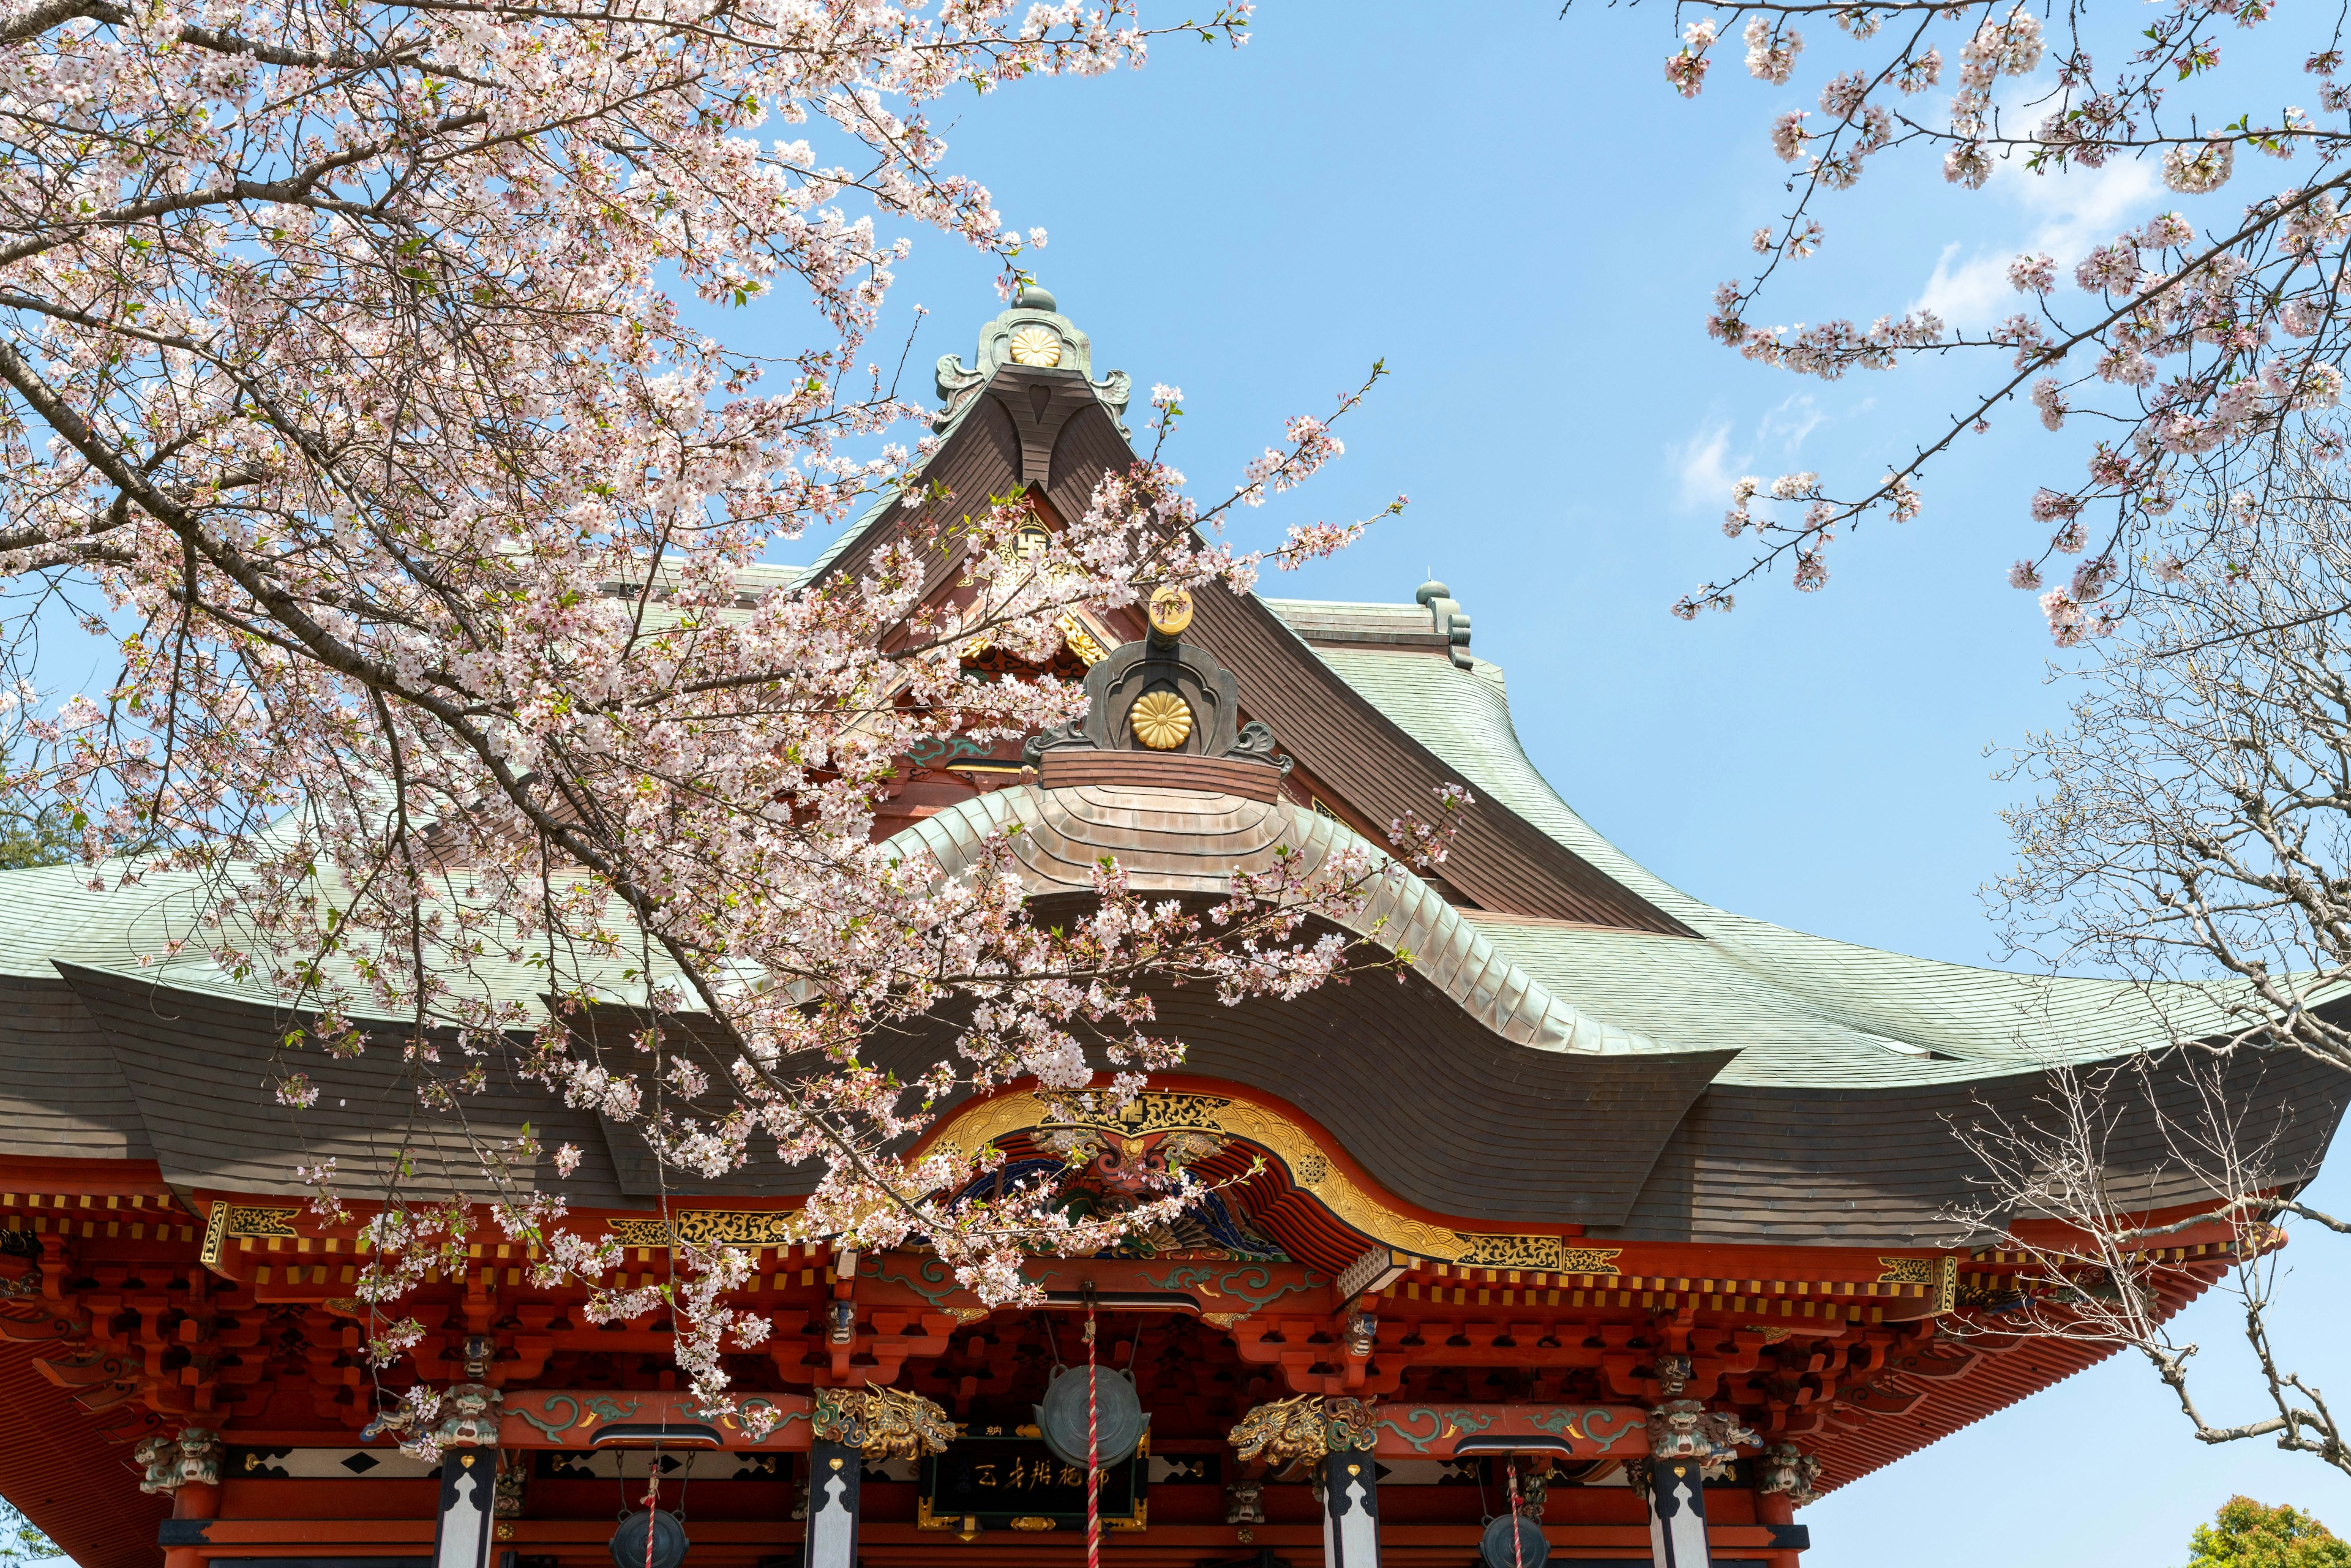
1667,394,1849,512
1919,240,2014,329
1911,94,2161,328
1757,393,1828,452
1669,417,1736,511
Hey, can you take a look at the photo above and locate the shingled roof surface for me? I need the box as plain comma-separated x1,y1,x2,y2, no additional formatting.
1259,595,2255,1089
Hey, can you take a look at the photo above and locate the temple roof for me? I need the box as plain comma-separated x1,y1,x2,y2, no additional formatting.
1256,592,2247,1089
0,569,2293,1099
0,287,2336,1247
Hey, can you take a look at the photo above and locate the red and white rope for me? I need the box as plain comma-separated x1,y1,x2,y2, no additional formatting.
1086,1303,1101,1568
1507,1463,1526,1568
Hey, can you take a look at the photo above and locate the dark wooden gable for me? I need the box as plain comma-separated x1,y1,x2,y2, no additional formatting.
819,361,1693,934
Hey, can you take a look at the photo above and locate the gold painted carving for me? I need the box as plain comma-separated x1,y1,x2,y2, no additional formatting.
1130,691,1193,751
1007,326,1063,367
608,1211,800,1248
812,1386,954,1460
1055,615,1108,666
1929,1255,1957,1314
1146,585,1194,637
1877,1257,1933,1285
1456,1234,1567,1271
1448,1235,1624,1274
924,1091,1584,1270
200,1201,300,1268
1228,1396,1378,1471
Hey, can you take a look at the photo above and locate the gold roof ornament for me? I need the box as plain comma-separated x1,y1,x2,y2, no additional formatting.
1130,691,1193,751
1007,324,1063,367
1147,585,1193,638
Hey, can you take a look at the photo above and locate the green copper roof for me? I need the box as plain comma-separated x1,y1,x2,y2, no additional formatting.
1259,596,2241,1089
0,585,2255,1095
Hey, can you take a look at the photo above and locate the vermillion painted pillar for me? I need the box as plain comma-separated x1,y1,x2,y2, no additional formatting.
430,1385,503,1568
1757,1442,1823,1568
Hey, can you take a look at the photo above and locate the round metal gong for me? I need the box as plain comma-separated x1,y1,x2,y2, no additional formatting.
1034,1364,1149,1468
1480,1512,1549,1568
609,1508,689,1568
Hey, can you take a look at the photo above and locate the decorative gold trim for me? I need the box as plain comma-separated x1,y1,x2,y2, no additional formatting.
1877,1257,1932,1285
609,1211,799,1248
200,1202,299,1269
1146,586,1193,637
1130,691,1193,751
1007,326,1063,368
1929,1255,1958,1314
1457,1235,1569,1271
1056,615,1108,666
1009,1518,1056,1532
924,1090,1609,1272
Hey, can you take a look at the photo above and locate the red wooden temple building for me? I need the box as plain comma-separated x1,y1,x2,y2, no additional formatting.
0,289,2338,1568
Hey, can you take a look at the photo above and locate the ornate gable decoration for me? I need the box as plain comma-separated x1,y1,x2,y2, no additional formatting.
926,1089,1617,1277
1022,588,1288,793
935,284,1131,433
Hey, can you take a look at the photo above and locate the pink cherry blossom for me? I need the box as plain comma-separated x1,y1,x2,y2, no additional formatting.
0,0,1445,1422
1642,0,2351,637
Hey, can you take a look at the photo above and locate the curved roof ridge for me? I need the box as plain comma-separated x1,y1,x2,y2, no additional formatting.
1276,605,2267,1082
882,782,1669,1057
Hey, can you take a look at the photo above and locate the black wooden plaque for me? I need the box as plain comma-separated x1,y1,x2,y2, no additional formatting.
917,1430,1147,1529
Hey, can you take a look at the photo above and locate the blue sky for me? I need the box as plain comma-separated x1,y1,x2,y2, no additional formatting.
771,2,2351,1561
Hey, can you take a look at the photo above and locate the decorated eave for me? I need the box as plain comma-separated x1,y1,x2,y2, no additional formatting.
0,290,2341,1568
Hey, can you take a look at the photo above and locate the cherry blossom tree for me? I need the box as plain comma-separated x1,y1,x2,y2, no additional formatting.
1622,0,2351,639
1972,435,2351,1474
1951,1056,2351,1480
0,0,1422,1435
1994,441,2351,1057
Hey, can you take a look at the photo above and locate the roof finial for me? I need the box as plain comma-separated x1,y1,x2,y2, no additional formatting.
1417,579,1473,669
934,285,1128,435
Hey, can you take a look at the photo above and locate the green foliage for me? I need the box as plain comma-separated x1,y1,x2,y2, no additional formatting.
2186,1497,2351,1568
0,1498,60,1568
0,805,73,870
